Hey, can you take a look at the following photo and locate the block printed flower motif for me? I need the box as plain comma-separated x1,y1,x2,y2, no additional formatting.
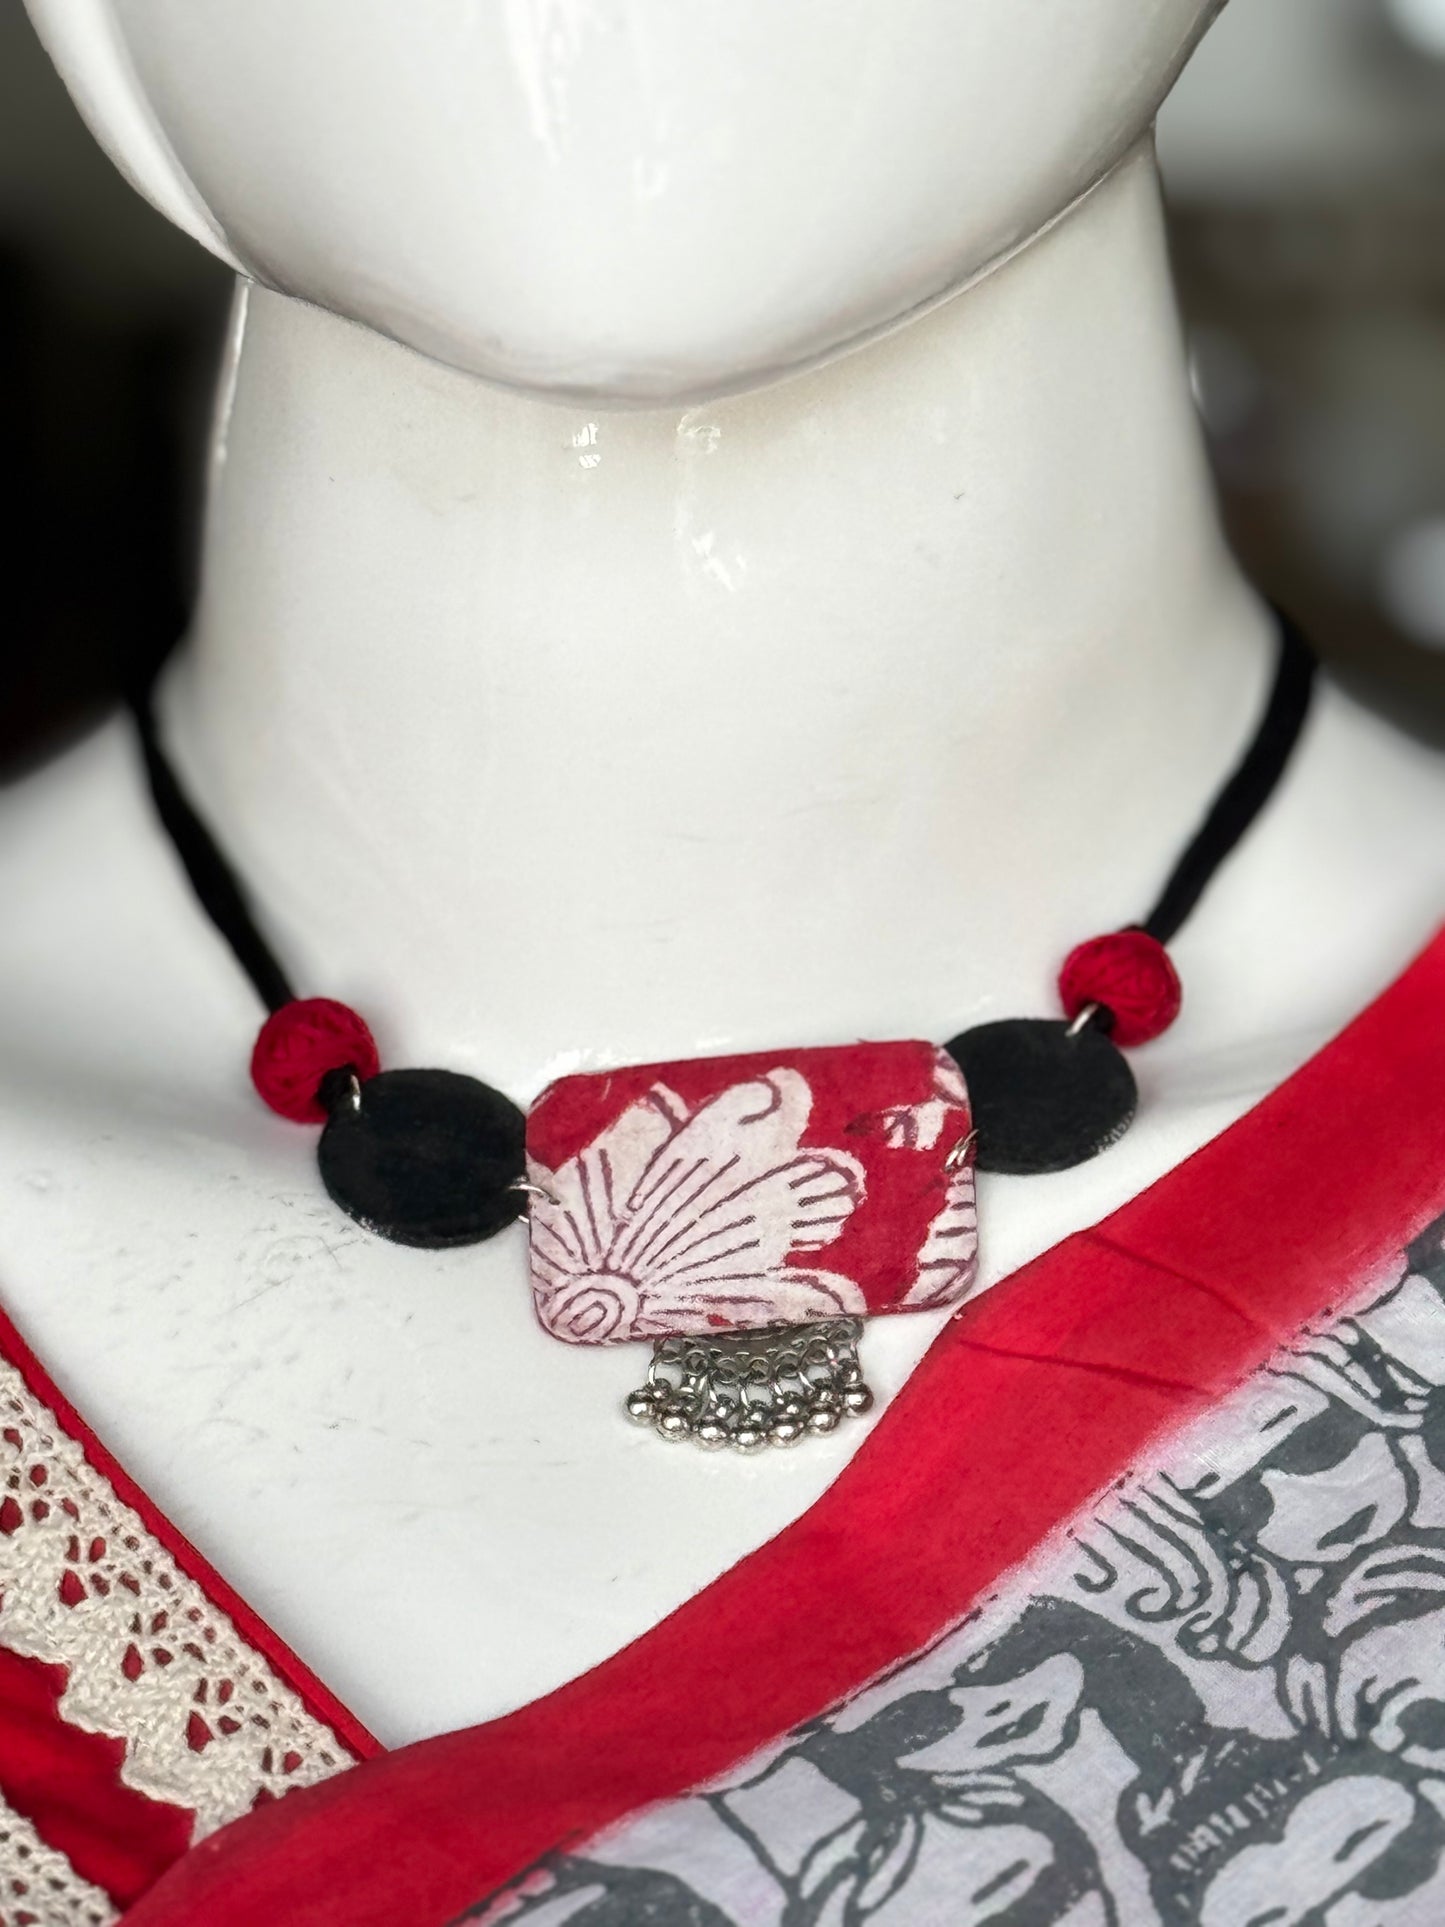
525,1041,978,1344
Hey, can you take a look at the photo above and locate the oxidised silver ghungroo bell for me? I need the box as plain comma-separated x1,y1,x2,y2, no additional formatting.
624,1319,873,1450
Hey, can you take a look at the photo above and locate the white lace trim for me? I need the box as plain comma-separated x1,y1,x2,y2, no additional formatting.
0,1355,358,1843
0,1789,117,1927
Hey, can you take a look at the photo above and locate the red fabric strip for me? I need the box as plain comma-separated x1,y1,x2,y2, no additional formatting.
0,1298,381,1909
118,926,1445,1927
0,1645,192,1908
0,1307,381,1774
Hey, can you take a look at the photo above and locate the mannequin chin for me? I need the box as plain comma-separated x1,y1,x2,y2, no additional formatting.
26,0,1224,402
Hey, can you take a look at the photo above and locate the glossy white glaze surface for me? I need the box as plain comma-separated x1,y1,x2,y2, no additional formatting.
165,151,1260,1105
26,0,1223,399
6,0,1443,1747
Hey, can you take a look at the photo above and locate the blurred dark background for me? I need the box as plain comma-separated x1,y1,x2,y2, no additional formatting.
0,2,227,777
2,0,1445,779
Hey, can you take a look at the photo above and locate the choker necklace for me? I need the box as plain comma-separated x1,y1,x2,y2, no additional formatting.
129,610,1316,1450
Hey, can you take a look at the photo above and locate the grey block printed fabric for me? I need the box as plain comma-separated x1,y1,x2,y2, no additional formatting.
470,1213,1445,1926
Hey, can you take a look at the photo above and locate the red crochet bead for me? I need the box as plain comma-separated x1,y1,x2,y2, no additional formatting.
250,998,381,1125
1057,929,1182,1049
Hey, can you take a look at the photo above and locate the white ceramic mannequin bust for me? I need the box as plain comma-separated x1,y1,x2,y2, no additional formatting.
4,0,1444,1749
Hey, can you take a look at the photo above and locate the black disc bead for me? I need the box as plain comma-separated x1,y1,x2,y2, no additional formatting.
317,1067,526,1248
944,1016,1136,1176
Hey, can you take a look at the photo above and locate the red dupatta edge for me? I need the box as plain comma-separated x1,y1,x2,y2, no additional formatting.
0,1306,382,1775
125,922,1445,1927
0,1300,382,1907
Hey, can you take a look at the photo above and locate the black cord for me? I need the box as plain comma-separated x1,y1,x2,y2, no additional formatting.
129,683,297,1014
1140,607,1317,946
128,606,1316,1022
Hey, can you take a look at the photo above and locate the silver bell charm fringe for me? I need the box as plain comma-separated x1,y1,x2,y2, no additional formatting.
624,1318,874,1451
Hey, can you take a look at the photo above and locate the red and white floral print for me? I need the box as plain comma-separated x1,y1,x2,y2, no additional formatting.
525,1040,977,1343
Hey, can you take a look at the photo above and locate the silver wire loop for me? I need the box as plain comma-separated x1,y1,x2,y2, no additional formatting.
1065,1003,1100,1039
508,1177,560,1208
946,1129,979,1172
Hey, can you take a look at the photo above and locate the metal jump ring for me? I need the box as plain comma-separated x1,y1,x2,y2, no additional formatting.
508,1177,560,1207
946,1129,979,1172
325,1070,363,1114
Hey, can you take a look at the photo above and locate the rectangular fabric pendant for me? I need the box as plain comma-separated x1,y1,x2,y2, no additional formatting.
524,1039,977,1344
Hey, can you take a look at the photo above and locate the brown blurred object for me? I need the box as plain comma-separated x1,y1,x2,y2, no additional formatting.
1174,191,1445,746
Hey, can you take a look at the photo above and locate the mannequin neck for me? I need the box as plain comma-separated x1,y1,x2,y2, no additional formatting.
167,140,1267,1098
